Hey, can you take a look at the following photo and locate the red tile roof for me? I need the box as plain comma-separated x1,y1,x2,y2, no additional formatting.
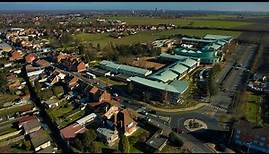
57,54,68,62
89,86,99,94
77,62,86,72
19,104,34,113
36,59,50,67
99,91,112,103
25,53,37,63
69,76,79,87
18,115,36,125
60,123,87,139
10,50,22,61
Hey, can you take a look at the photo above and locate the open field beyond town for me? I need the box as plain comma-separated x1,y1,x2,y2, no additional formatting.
74,29,241,48
105,16,252,27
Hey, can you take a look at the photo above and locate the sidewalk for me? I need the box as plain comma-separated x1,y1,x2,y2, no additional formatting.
130,98,207,113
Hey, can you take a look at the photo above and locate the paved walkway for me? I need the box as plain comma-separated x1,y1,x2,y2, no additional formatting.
132,99,207,113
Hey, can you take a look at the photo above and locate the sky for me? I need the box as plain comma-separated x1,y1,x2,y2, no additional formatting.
0,2,269,12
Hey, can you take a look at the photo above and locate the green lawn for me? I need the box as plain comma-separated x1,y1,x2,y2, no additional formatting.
241,92,263,124
60,110,86,128
0,127,18,136
0,94,19,107
106,16,251,28
48,103,73,118
0,104,34,117
48,103,86,128
74,29,241,48
38,89,54,100
97,76,124,85
161,143,184,153
128,127,150,153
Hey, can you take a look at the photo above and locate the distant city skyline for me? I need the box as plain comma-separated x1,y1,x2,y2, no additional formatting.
0,2,269,12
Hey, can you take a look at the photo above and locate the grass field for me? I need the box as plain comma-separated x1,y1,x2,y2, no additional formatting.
128,127,149,153
106,16,251,28
240,92,263,124
74,29,241,48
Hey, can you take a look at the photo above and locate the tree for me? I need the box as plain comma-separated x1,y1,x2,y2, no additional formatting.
83,129,97,143
77,44,85,55
90,142,102,153
0,69,8,93
208,64,221,96
96,43,101,51
103,44,118,61
73,137,83,151
59,33,73,46
169,132,184,147
118,135,130,153
81,129,97,151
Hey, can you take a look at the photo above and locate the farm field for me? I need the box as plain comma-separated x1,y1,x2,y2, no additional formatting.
105,16,252,28
74,29,241,48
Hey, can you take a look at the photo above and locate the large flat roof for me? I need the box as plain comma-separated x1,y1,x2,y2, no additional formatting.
100,60,152,76
150,69,178,83
203,34,232,41
129,76,188,94
182,37,215,43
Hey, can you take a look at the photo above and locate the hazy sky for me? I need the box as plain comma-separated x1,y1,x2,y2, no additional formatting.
0,2,269,12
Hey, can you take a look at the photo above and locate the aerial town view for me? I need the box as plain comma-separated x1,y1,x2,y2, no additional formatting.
0,2,269,153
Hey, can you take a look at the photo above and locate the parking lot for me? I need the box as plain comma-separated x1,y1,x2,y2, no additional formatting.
212,43,258,111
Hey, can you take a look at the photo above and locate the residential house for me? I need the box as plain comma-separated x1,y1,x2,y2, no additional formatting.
29,129,51,152
18,115,36,127
104,106,120,119
10,50,23,61
60,123,87,140
115,109,137,136
146,129,168,152
97,127,119,146
89,86,101,102
35,59,51,68
25,53,37,63
26,64,44,77
42,100,59,109
0,41,12,53
19,104,35,115
68,76,79,89
8,80,22,91
76,62,86,73
21,117,41,134
57,53,68,62
36,146,56,153
99,91,112,103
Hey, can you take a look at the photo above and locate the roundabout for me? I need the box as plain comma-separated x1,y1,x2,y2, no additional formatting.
168,112,221,133
184,118,208,132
